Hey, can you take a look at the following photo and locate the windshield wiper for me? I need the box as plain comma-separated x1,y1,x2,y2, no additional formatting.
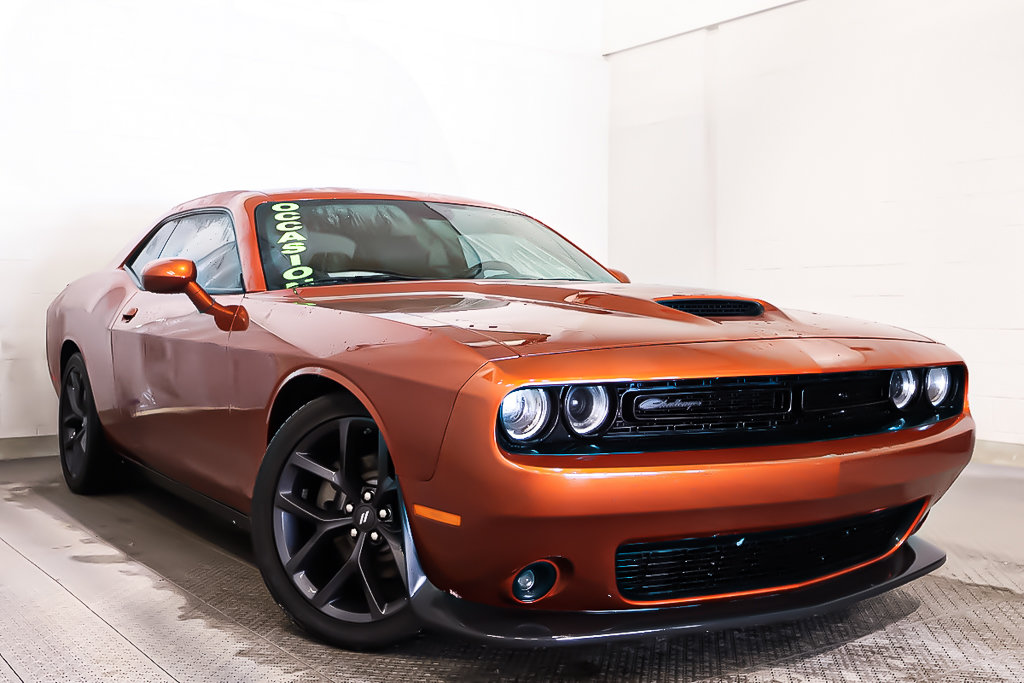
299,269,594,287
309,270,426,285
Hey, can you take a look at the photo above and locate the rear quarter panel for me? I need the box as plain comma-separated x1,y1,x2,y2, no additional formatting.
46,270,136,427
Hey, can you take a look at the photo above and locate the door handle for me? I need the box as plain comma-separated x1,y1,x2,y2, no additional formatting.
121,307,138,322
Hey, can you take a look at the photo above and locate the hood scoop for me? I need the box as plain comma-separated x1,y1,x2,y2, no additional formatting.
657,298,765,318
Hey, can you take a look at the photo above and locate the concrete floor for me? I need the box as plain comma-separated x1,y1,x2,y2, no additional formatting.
0,457,1021,682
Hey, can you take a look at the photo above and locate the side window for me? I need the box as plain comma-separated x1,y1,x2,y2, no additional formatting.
160,213,244,294
127,219,179,279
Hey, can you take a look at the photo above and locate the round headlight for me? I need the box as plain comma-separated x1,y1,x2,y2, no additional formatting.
500,388,551,441
925,367,951,406
889,369,918,410
564,385,611,435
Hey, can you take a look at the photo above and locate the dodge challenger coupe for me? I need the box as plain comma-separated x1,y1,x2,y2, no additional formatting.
46,189,974,649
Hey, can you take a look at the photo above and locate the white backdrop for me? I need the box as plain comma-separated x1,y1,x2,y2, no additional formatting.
0,0,609,437
607,0,1024,444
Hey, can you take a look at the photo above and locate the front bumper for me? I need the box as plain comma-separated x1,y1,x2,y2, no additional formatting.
407,534,944,646
405,408,972,611
398,339,974,617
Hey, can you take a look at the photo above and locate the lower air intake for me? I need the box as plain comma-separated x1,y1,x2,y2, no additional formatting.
615,501,923,601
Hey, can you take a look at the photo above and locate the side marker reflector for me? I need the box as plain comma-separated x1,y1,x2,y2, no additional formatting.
413,504,461,527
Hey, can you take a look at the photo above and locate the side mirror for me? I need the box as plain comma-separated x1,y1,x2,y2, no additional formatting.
607,268,630,284
141,258,249,332
142,258,197,294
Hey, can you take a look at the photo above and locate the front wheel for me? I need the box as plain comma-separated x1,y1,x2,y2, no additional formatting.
251,395,419,650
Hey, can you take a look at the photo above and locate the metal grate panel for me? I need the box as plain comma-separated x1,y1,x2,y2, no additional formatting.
657,298,765,317
616,501,923,601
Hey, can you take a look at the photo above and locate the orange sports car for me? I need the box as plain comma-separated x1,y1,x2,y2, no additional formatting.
46,189,974,649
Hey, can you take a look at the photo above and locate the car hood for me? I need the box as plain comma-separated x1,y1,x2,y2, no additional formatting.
287,281,932,358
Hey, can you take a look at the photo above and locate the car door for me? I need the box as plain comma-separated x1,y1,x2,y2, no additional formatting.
110,210,246,499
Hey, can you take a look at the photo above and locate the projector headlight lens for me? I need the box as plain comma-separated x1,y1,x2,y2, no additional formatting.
500,388,551,441
889,369,918,410
925,367,951,406
564,385,611,435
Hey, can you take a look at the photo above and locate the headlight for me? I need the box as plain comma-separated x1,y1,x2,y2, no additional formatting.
889,369,918,410
564,385,611,435
925,367,951,406
500,388,551,441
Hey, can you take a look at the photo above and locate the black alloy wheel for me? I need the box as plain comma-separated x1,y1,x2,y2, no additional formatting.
58,353,114,494
252,394,419,649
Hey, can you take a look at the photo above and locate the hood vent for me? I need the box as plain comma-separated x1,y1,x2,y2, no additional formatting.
657,298,764,318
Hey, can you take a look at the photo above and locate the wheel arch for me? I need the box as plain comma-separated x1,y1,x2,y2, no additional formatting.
60,339,83,377
266,368,383,446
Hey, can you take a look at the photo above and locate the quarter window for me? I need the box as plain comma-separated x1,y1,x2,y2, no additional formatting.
127,219,178,278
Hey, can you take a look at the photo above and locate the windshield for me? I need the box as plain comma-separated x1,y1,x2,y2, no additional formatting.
253,199,615,290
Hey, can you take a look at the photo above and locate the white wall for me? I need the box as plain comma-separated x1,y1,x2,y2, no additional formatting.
0,0,608,438
608,0,1024,444
603,0,797,53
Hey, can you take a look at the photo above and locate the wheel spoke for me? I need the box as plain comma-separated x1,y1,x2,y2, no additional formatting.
357,538,388,617
312,535,363,608
275,491,346,525
377,475,398,498
376,430,390,484
65,374,85,416
337,417,374,497
337,417,358,472
285,524,347,575
378,526,408,587
289,450,341,487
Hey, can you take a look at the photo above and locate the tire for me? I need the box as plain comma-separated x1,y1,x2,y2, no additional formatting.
58,353,117,494
251,394,420,650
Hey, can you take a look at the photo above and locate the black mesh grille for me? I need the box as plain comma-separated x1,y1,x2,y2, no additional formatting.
615,501,922,601
658,298,764,317
607,371,892,439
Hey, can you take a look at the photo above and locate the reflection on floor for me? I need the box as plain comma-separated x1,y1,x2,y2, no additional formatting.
0,457,1022,682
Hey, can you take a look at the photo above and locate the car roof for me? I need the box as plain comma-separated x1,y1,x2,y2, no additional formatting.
166,188,522,215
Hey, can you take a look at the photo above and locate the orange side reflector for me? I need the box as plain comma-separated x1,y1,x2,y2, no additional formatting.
413,504,461,527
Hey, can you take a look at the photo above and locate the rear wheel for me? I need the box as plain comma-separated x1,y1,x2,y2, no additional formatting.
251,395,419,650
58,353,115,494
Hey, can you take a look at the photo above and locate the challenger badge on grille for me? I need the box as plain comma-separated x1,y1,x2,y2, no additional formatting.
624,385,793,423
636,396,704,415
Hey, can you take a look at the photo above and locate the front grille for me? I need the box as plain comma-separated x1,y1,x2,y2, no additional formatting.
606,371,897,441
615,501,922,601
658,298,765,317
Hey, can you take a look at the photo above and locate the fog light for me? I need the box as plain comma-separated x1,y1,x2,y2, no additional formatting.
512,561,557,603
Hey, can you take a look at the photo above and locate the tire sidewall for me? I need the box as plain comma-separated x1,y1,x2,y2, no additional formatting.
251,394,419,650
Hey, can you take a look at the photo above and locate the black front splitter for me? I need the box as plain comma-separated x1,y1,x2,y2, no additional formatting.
406,535,944,647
